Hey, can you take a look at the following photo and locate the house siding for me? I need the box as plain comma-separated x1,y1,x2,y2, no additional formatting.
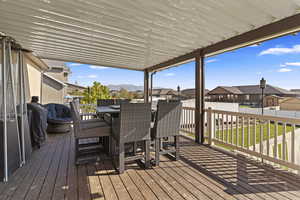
41,75,65,104
207,85,296,106
280,98,300,111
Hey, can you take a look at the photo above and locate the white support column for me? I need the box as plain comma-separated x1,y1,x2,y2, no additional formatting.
1,37,8,182
18,49,26,165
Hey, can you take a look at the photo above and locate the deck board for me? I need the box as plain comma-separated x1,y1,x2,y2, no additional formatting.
65,133,78,200
24,136,61,200
126,166,158,200
39,135,67,200
1,133,299,200
95,161,118,200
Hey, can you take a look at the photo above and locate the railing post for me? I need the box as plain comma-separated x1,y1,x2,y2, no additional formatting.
207,107,213,145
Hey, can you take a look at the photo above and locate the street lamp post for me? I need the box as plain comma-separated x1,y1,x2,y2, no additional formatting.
260,78,266,115
177,85,181,101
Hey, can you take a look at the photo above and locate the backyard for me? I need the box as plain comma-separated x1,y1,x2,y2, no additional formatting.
183,121,297,159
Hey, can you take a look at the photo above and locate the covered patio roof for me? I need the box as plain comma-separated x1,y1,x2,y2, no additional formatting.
1,0,300,71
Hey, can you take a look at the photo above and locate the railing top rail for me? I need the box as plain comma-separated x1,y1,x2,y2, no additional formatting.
182,106,196,110
210,109,300,124
182,106,300,124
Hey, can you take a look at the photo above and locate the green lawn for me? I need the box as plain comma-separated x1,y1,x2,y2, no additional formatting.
239,105,252,108
214,123,294,148
182,123,295,154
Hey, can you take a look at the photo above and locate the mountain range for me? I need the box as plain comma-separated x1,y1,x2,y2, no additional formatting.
107,84,166,91
107,84,144,91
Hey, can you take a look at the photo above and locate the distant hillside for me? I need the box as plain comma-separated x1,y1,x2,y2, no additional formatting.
107,84,166,91
107,84,144,91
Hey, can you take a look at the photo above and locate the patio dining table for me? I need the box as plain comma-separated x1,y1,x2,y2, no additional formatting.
96,105,157,115
96,105,121,115
96,105,157,124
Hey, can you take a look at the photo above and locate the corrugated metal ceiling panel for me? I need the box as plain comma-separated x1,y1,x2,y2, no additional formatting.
0,0,299,70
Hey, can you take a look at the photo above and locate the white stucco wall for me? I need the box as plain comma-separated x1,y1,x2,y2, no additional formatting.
27,63,42,99
182,99,239,112
239,107,300,119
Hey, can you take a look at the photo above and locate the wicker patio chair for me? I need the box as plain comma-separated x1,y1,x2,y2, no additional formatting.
151,101,182,166
111,103,151,173
70,101,111,164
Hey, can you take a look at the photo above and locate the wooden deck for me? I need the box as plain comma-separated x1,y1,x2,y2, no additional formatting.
1,133,300,200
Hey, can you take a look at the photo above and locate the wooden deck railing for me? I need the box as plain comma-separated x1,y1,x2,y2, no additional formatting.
180,107,196,136
180,107,300,173
79,103,97,120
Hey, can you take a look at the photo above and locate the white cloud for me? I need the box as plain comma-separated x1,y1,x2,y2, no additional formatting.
87,74,97,78
165,73,175,77
278,68,292,73
69,63,82,66
206,59,218,63
77,74,98,79
259,44,300,55
249,44,260,47
279,62,300,67
284,62,300,66
89,65,108,70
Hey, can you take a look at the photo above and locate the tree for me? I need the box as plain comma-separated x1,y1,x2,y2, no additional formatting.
82,81,111,104
118,88,133,99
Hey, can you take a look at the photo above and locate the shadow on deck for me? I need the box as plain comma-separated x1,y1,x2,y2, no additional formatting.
0,132,299,200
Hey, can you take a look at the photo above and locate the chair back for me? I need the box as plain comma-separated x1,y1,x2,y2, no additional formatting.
119,103,151,143
97,99,115,106
73,99,81,113
70,101,82,137
153,101,182,138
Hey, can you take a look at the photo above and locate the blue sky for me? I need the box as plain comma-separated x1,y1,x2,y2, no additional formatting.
66,34,300,90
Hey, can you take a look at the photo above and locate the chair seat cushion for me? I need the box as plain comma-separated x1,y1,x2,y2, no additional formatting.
45,103,72,123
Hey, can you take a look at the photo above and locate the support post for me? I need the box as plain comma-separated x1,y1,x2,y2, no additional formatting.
19,49,25,165
2,37,8,182
144,70,149,103
195,52,205,144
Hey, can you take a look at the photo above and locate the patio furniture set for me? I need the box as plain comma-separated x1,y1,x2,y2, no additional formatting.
70,99,182,173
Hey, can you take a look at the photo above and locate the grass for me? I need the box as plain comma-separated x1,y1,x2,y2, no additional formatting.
239,105,252,108
182,122,296,158
214,123,294,148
